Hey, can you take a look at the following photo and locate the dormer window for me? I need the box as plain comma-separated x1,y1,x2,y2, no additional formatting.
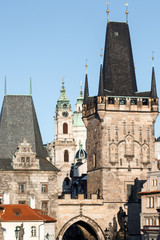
14,209,21,216
15,211,21,216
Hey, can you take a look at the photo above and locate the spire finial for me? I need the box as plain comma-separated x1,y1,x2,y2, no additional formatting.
100,48,103,65
62,76,65,85
5,76,7,96
30,77,32,96
80,81,83,97
106,2,109,23
125,3,129,24
152,51,155,68
85,59,88,74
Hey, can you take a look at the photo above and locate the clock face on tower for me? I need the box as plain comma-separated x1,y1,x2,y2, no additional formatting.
62,111,68,117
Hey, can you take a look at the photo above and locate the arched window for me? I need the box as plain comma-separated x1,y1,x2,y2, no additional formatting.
31,226,36,237
63,123,68,134
64,150,69,162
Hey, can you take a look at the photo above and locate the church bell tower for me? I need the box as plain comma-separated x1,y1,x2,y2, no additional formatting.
53,80,76,195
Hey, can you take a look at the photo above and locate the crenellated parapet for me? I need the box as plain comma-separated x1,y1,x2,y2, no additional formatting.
58,193,103,205
83,96,159,119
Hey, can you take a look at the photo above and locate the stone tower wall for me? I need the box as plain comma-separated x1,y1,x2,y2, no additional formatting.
83,96,158,201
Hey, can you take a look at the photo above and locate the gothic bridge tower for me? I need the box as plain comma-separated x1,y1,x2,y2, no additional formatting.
83,20,159,210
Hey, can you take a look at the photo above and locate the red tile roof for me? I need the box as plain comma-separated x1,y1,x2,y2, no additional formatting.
0,204,56,222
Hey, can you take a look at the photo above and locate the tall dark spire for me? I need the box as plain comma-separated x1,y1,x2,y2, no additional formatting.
150,56,157,98
83,61,89,104
103,22,137,96
84,73,89,104
98,50,104,96
98,64,104,96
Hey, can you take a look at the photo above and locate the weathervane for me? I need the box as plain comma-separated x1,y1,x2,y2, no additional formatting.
125,3,129,24
106,2,109,23
85,59,88,74
100,49,103,65
152,51,155,68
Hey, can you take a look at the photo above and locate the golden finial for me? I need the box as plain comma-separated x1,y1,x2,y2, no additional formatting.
152,51,155,68
80,81,83,96
100,48,103,65
85,59,88,74
125,3,129,24
106,2,110,23
62,76,65,84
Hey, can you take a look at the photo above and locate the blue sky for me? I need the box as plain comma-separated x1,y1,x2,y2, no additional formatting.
0,0,160,143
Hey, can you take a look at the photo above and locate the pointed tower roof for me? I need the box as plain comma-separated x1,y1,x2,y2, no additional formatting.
83,73,89,104
76,81,83,104
57,81,70,103
103,22,137,96
56,81,71,110
98,64,104,96
150,63,157,98
0,95,58,171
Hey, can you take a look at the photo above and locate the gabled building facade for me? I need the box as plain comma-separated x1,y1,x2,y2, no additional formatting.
0,95,59,218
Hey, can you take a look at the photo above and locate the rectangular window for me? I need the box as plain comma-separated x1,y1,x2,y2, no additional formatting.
108,97,114,104
18,201,26,204
41,184,48,193
156,217,159,226
42,201,48,212
145,218,149,225
142,98,148,105
119,98,126,105
131,98,137,105
157,196,160,207
147,197,154,208
31,226,37,237
120,158,122,166
19,184,25,193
